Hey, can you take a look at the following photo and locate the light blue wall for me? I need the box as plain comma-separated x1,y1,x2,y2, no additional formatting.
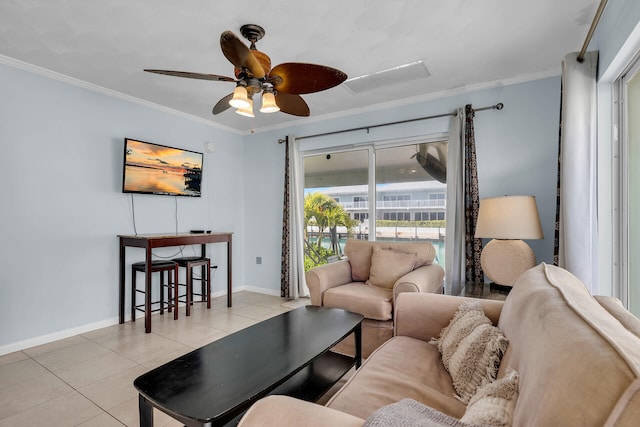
595,0,640,76
243,77,561,294
0,63,244,351
3,0,639,352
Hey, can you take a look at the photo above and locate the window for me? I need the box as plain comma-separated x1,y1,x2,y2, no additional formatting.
616,55,640,316
303,140,447,270
353,196,368,209
383,212,410,221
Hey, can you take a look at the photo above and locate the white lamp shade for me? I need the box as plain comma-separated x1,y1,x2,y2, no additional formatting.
260,91,280,113
229,86,250,109
475,195,543,240
235,98,254,117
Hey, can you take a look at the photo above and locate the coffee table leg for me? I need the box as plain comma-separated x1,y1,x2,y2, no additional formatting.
139,394,153,427
354,323,362,369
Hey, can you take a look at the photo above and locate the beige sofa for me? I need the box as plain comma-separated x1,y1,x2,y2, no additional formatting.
306,239,445,357
239,263,640,426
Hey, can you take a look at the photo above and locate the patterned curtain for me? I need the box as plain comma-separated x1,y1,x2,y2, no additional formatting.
280,137,291,297
280,136,307,299
464,104,484,283
553,80,563,266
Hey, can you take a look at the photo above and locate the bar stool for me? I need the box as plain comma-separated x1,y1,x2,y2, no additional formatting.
172,256,212,316
131,260,179,327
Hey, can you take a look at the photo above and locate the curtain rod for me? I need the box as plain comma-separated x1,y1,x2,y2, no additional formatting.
281,102,503,143
577,0,608,63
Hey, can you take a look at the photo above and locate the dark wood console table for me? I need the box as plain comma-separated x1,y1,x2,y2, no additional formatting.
118,232,233,332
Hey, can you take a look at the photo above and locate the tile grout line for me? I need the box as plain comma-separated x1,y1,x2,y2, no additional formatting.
1,293,306,425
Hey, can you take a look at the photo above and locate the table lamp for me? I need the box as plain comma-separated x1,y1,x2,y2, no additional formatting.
474,195,543,286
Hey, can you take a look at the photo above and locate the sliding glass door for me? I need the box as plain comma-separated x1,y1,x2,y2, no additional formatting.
303,140,447,269
620,59,640,316
375,142,446,264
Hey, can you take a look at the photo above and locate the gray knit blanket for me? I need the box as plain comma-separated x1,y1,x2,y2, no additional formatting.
363,399,485,427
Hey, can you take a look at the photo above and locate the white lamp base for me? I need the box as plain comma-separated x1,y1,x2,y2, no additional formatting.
480,239,536,286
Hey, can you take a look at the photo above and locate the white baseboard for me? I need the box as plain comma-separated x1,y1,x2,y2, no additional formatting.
0,317,119,356
240,285,281,297
0,287,282,356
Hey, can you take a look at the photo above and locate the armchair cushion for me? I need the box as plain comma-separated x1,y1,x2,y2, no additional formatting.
324,283,393,321
344,239,375,281
366,246,417,289
343,239,437,282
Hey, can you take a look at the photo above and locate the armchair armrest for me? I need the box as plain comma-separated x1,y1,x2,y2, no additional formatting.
306,260,353,306
394,292,504,342
238,395,365,427
393,263,445,304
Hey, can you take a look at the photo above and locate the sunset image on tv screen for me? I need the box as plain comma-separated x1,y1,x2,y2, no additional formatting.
123,139,203,197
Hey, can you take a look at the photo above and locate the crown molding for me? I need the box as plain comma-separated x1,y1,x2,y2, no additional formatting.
0,54,244,135
1,54,559,137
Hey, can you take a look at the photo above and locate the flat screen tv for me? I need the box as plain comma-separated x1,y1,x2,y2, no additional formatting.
122,138,203,197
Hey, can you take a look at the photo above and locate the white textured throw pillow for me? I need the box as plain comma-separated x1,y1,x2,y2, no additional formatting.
434,301,509,403
461,369,519,427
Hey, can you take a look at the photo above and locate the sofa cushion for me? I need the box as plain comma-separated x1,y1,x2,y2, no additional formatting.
460,368,519,427
435,301,508,403
363,398,482,427
498,263,640,426
323,283,393,321
366,246,417,289
327,336,467,420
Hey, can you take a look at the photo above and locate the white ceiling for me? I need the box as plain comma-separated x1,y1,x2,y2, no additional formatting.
0,0,597,133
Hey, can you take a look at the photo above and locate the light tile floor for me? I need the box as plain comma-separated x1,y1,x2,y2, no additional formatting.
0,292,309,426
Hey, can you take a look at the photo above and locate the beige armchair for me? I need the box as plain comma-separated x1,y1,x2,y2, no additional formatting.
306,239,444,357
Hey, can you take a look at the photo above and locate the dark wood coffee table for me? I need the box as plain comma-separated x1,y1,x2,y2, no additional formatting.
133,306,363,426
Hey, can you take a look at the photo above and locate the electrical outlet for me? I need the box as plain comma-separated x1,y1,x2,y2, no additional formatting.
256,256,262,265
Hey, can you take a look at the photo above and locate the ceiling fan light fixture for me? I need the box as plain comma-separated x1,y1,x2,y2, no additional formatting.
260,90,280,113
229,85,250,109
235,98,255,117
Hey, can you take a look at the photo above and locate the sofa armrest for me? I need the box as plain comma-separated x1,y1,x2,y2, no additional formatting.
238,395,365,427
393,264,445,304
394,292,504,342
306,260,353,306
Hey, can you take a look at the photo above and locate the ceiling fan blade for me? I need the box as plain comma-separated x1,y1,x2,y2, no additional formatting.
220,31,266,78
275,93,310,117
144,69,236,82
212,93,234,115
270,63,347,94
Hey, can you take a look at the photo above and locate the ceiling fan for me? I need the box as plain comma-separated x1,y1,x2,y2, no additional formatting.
144,24,347,118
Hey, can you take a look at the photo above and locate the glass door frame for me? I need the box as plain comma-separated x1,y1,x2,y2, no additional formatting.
301,133,448,243
616,54,640,309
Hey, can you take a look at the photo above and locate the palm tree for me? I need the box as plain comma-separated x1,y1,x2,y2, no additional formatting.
324,206,357,255
303,192,356,258
304,193,335,246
